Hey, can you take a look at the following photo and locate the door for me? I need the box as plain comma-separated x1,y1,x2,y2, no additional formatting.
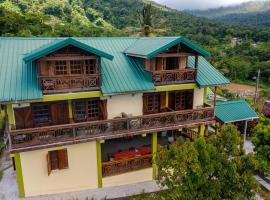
14,107,33,129
51,101,69,125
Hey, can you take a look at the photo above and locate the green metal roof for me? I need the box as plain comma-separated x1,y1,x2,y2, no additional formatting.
124,37,210,59
0,37,228,102
215,100,259,123
23,37,114,62
188,56,230,87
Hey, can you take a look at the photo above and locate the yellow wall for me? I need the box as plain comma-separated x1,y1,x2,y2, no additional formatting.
193,88,204,109
102,168,153,187
106,93,143,119
20,142,98,197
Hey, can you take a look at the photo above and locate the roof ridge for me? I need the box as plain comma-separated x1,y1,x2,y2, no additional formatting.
216,99,247,105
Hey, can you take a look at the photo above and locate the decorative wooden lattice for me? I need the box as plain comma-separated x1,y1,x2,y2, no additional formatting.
9,107,215,150
40,74,100,93
102,154,152,177
152,69,196,85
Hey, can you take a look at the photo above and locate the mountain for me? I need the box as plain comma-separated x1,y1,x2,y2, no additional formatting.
187,1,270,18
186,1,270,28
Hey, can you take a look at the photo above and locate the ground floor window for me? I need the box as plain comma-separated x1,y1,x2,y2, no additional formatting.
47,148,68,175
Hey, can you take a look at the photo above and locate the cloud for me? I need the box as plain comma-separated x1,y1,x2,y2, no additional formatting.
153,0,265,10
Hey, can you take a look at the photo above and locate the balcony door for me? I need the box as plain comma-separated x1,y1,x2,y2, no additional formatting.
14,107,33,129
168,90,193,111
143,92,166,115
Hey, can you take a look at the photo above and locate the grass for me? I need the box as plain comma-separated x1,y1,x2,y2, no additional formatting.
257,186,270,200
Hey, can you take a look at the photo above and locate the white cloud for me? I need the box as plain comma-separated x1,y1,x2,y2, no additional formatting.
153,0,269,10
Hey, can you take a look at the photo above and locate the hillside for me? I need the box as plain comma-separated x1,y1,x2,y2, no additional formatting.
187,1,270,29
188,1,270,18
0,0,270,87
214,10,270,29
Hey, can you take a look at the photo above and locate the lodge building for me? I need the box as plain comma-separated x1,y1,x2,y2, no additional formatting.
0,37,229,197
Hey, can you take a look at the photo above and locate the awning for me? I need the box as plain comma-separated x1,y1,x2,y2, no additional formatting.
215,100,259,123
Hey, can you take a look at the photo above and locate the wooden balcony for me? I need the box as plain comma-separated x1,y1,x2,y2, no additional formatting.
152,69,196,85
8,107,215,152
39,74,100,94
102,154,152,177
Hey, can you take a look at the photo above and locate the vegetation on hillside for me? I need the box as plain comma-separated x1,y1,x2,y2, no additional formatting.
252,116,270,176
0,0,270,87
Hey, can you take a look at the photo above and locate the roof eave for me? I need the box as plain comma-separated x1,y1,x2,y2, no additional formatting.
147,37,211,60
23,38,114,63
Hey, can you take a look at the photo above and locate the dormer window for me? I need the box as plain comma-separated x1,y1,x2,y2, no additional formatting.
55,61,67,75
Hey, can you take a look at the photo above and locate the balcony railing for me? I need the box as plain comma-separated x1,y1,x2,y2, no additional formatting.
9,107,215,152
152,69,196,85
39,74,100,94
102,154,152,177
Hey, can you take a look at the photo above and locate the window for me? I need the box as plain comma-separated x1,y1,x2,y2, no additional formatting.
74,101,86,120
146,94,160,113
32,104,49,124
55,61,67,75
87,99,99,119
166,57,179,70
85,59,96,74
70,60,82,74
47,149,68,175
73,99,100,121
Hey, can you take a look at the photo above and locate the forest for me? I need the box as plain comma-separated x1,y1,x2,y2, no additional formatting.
0,0,270,88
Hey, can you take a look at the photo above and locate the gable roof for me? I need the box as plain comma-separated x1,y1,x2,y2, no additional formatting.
215,100,259,123
124,37,210,59
0,37,228,102
23,37,114,62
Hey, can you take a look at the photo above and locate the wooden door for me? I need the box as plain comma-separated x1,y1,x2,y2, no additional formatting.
14,107,33,129
51,101,69,125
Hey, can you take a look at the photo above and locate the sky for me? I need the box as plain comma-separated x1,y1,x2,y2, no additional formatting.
153,0,268,10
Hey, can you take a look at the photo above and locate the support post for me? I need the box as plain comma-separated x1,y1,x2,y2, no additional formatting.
12,153,25,197
199,125,205,137
244,120,248,142
213,86,217,108
6,103,15,129
165,91,169,108
203,87,208,104
151,132,157,179
96,140,104,188
68,100,73,123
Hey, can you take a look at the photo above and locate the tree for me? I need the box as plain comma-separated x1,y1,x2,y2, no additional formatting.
156,125,258,200
252,116,270,176
137,3,156,37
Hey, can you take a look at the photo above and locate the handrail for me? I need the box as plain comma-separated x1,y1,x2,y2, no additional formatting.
9,107,215,151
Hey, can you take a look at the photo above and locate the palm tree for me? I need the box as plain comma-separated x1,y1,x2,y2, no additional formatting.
137,3,156,37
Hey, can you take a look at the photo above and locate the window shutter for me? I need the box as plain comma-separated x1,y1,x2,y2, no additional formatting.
51,101,69,125
160,92,167,112
14,107,33,129
58,149,69,169
47,153,52,176
143,94,148,115
99,100,107,120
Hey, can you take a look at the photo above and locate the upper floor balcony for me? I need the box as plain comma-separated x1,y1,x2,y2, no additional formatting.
8,106,214,152
144,52,198,86
37,46,101,94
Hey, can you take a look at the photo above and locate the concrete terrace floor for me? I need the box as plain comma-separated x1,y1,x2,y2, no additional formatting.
0,167,160,200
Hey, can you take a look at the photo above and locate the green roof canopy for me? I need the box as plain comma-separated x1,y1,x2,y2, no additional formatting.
215,100,259,123
124,37,210,59
0,37,228,102
188,57,230,87
23,37,114,62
